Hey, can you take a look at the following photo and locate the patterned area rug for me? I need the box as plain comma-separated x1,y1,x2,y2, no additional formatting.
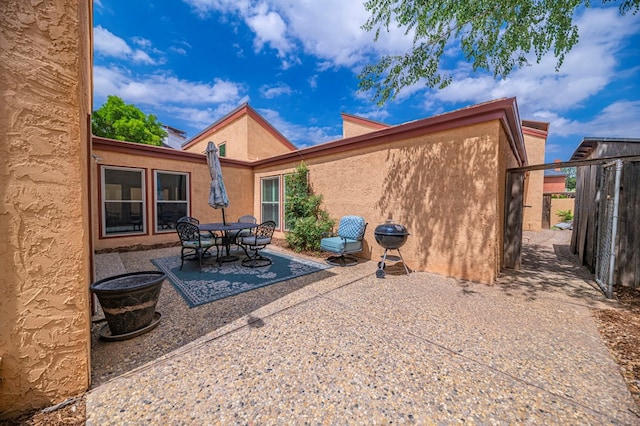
152,249,331,307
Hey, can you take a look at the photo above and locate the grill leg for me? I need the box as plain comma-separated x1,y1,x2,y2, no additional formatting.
395,248,411,275
376,249,388,278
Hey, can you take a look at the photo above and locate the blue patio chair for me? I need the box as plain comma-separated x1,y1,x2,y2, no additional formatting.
321,215,367,266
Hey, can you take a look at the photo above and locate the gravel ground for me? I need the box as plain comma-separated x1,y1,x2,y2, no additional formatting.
8,231,640,424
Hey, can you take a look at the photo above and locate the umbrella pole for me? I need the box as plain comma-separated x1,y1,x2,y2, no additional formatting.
222,208,227,225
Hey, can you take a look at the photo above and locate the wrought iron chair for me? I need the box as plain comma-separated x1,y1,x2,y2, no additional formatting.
228,214,258,247
175,222,221,270
238,220,276,267
320,215,367,266
177,216,216,239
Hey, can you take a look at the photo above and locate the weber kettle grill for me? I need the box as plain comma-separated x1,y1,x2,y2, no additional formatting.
374,220,411,278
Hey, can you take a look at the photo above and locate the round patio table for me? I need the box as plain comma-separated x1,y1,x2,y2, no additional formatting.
198,222,259,262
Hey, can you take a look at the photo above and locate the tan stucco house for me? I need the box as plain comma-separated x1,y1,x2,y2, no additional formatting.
93,97,535,287
1,0,551,419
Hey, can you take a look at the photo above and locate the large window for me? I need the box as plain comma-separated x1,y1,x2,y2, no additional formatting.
155,171,189,232
261,176,280,228
102,166,145,236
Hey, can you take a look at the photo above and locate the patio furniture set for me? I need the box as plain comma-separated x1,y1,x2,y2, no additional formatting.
176,215,277,269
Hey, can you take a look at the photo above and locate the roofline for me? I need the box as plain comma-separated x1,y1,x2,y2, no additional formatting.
340,112,390,129
252,97,527,168
181,103,297,151
92,136,250,168
522,126,548,138
570,137,640,161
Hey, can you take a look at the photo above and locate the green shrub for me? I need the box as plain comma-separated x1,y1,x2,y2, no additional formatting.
556,209,573,222
284,163,335,252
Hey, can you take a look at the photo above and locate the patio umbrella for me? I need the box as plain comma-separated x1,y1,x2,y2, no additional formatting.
206,141,229,225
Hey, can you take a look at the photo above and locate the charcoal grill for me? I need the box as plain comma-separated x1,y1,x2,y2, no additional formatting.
374,221,410,278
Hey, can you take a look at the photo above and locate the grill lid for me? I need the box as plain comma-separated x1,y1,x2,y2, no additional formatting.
374,221,409,236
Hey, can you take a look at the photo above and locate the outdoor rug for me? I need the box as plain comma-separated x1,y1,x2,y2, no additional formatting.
152,249,331,307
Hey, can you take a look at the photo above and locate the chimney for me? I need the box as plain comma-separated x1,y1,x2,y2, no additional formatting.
554,159,561,172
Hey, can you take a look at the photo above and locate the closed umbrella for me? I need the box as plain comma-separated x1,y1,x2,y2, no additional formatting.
206,141,229,225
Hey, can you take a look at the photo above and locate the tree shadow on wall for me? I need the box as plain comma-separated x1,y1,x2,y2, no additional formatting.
375,134,499,281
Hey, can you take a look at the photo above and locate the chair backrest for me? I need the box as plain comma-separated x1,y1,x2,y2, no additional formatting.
255,220,276,239
176,221,200,243
337,216,366,240
238,215,257,224
177,216,199,225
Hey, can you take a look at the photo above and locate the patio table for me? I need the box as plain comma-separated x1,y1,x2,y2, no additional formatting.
199,222,259,262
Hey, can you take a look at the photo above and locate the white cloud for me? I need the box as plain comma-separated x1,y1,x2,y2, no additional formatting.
245,4,293,58
181,0,410,70
94,26,162,65
93,66,248,131
259,82,293,98
94,25,132,57
257,108,340,146
430,8,640,115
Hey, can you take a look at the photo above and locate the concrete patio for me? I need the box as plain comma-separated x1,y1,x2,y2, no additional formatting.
86,231,638,424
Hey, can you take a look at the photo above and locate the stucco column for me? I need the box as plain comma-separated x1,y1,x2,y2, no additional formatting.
0,0,92,418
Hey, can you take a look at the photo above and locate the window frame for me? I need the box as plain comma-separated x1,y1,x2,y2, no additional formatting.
101,165,146,237
261,176,280,229
154,170,190,234
218,142,226,157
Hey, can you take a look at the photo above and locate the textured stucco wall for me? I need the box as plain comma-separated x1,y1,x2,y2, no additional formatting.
246,117,295,160
522,132,546,231
342,120,383,139
0,0,92,418
550,198,575,225
255,121,507,283
92,145,254,251
184,115,249,159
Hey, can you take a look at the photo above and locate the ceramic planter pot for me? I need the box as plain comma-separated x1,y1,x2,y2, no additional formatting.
90,271,165,338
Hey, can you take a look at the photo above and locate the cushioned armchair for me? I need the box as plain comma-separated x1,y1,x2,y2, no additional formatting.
176,222,221,270
238,220,276,267
321,215,367,266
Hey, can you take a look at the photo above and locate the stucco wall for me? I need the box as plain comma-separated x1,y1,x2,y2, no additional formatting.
550,198,575,226
0,0,92,417
184,115,249,159
343,120,383,138
92,141,254,251
254,121,507,283
183,109,294,162
522,132,546,231
246,116,296,160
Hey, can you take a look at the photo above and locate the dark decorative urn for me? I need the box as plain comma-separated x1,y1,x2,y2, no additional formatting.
90,271,165,339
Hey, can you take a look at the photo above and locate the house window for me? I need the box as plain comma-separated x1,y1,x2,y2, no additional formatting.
218,142,226,157
261,176,280,228
102,166,145,236
155,171,189,232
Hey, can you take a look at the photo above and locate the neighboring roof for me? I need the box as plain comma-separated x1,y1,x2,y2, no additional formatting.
162,124,187,136
340,112,390,130
521,120,549,133
570,137,640,161
544,169,567,177
181,103,297,151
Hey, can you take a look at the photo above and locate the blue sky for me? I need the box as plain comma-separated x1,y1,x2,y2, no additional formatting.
93,1,640,162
